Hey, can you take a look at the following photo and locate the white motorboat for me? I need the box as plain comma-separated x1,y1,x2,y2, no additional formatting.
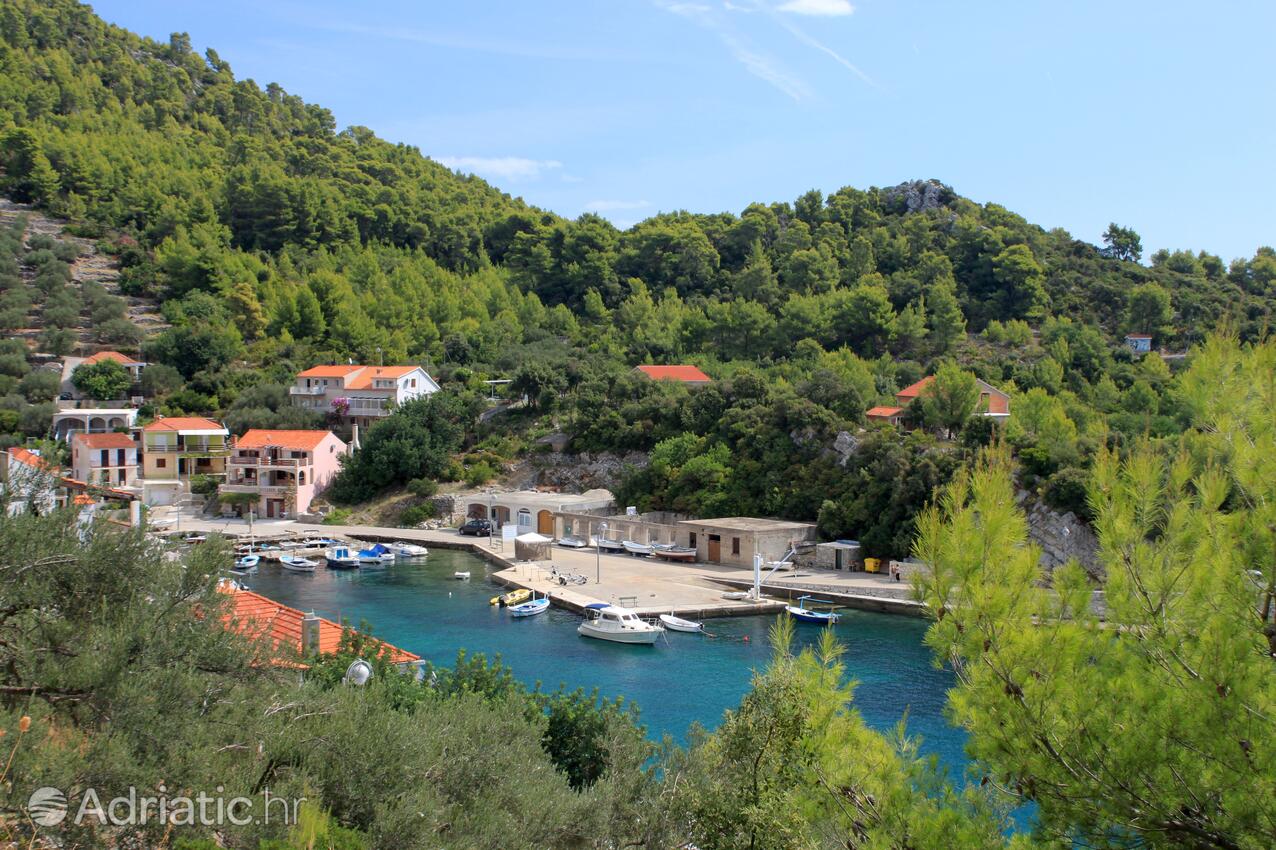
388,541,429,558
509,594,550,618
453,571,471,580
324,547,360,570
556,535,591,549
596,538,625,553
577,604,663,645
621,540,653,557
659,613,704,633
279,555,317,573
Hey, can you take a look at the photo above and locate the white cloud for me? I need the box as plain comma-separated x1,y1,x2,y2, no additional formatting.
435,156,563,181
776,0,854,16
772,15,874,86
583,199,651,212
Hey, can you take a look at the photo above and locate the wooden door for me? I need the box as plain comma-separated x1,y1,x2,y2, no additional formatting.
537,510,554,534
707,534,721,562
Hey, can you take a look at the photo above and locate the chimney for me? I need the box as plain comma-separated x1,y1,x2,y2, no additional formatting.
301,612,321,656
350,424,360,453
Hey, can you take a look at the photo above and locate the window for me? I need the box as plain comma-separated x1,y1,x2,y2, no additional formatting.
410,378,416,388
732,537,740,556
299,471,306,485
688,532,697,548
156,458,166,469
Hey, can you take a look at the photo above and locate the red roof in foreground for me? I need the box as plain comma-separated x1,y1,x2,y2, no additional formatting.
635,365,712,383
866,406,904,418
221,584,419,666
7,447,49,469
75,432,137,450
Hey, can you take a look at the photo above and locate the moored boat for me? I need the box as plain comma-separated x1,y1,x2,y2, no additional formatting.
659,613,704,633
388,541,429,558
622,540,653,557
234,553,260,574
279,555,317,573
508,594,550,618
652,544,697,562
596,538,625,553
578,604,663,644
785,595,840,624
325,546,360,570
556,535,590,549
357,544,395,567
453,571,471,580
490,588,531,607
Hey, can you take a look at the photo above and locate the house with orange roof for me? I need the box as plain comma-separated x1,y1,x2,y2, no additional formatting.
1,447,62,516
865,405,908,426
893,375,1011,420
140,416,231,506
71,431,140,489
290,364,439,430
220,429,347,519
634,364,713,386
220,583,420,669
60,350,146,400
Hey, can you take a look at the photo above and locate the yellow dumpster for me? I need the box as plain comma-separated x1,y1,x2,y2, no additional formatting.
864,557,881,574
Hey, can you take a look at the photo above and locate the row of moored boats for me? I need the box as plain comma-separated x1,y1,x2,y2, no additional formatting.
557,536,698,561
232,539,429,575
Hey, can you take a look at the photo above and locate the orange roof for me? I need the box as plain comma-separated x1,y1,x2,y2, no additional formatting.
142,417,226,432
7,447,49,469
345,366,420,389
296,364,364,378
75,432,137,450
635,365,712,383
221,585,419,666
83,350,142,366
236,429,338,452
72,493,94,505
866,406,904,418
896,376,936,399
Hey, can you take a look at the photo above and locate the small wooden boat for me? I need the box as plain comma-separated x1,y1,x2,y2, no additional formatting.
388,541,429,558
578,604,662,644
786,595,841,625
325,547,360,570
596,538,625,553
721,591,750,600
652,544,697,562
357,544,395,568
453,571,471,580
556,535,591,549
509,594,550,618
659,613,704,633
279,555,317,573
234,554,260,574
622,540,653,557
491,588,531,607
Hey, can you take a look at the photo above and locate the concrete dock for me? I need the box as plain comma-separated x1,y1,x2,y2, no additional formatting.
171,516,920,619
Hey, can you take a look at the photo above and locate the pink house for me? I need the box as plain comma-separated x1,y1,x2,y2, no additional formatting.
219,430,347,519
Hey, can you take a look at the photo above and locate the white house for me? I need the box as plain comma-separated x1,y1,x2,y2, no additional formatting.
289,364,439,430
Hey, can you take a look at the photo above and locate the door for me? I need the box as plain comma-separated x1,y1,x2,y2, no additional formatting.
537,510,554,534
707,534,721,563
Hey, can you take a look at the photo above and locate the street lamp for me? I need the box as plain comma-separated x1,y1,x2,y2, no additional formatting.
596,521,607,584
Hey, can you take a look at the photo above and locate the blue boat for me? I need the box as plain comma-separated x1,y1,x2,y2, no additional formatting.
358,543,395,568
508,595,550,618
325,546,360,570
785,595,840,625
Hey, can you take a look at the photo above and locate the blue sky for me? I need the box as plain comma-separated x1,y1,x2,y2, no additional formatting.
93,0,1274,260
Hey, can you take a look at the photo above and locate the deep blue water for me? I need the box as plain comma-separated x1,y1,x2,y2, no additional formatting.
246,549,968,777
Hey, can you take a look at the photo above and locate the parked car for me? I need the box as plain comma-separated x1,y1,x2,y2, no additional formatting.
458,518,492,537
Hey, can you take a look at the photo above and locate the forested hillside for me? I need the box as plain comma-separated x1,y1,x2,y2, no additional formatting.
2,0,1275,554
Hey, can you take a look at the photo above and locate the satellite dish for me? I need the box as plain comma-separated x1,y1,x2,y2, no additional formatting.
343,659,373,686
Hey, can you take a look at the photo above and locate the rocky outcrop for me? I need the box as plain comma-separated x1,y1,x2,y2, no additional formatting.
881,179,950,214
1018,489,1101,578
509,451,649,492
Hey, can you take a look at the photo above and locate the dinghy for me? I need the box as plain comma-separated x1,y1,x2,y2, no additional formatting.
453,571,471,580
785,595,841,625
578,604,663,644
659,613,704,633
234,554,260,574
556,535,591,549
622,540,653,557
652,544,697,562
279,555,317,573
387,541,429,558
325,546,360,570
508,594,550,618
490,588,531,607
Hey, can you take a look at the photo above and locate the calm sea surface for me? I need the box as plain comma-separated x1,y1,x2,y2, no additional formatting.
246,548,969,776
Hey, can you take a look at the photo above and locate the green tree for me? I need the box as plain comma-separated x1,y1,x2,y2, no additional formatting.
918,363,979,437
925,276,966,355
992,243,1048,320
1101,222,1142,262
71,358,132,399
1126,282,1173,337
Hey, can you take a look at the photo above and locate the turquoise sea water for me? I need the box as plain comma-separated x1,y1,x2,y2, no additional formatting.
246,549,968,776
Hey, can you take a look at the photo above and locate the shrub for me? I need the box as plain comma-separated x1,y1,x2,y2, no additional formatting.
398,503,435,527
189,474,219,496
72,358,132,400
406,478,437,498
464,460,496,488
322,507,353,526
1041,466,1093,521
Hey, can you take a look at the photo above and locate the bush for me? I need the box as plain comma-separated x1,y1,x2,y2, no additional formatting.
398,503,435,527
189,474,219,496
18,369,59,402
464,460,496,488
72,358,132,400
322,507,353,526
1042,466,1093,521
406,478,437,498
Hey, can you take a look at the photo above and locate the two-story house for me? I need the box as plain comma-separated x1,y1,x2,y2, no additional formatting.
290,365,439,430
71,432,140,489
140,417,230,506
220,429,347,519
866,375,1011,426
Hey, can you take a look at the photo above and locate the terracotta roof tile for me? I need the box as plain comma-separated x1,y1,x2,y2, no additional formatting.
83,350,143,366
296,365,364,378
142,417,226,432
895,376,936,399
74,432,137,450
345,366,420,389
866,406,904,418
236,429,339,452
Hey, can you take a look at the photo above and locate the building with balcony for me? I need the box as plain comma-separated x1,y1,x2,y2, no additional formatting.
51,407,139,442
290,364,439,430
140,417,230,506
71,432,140,490
220,429,347,519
